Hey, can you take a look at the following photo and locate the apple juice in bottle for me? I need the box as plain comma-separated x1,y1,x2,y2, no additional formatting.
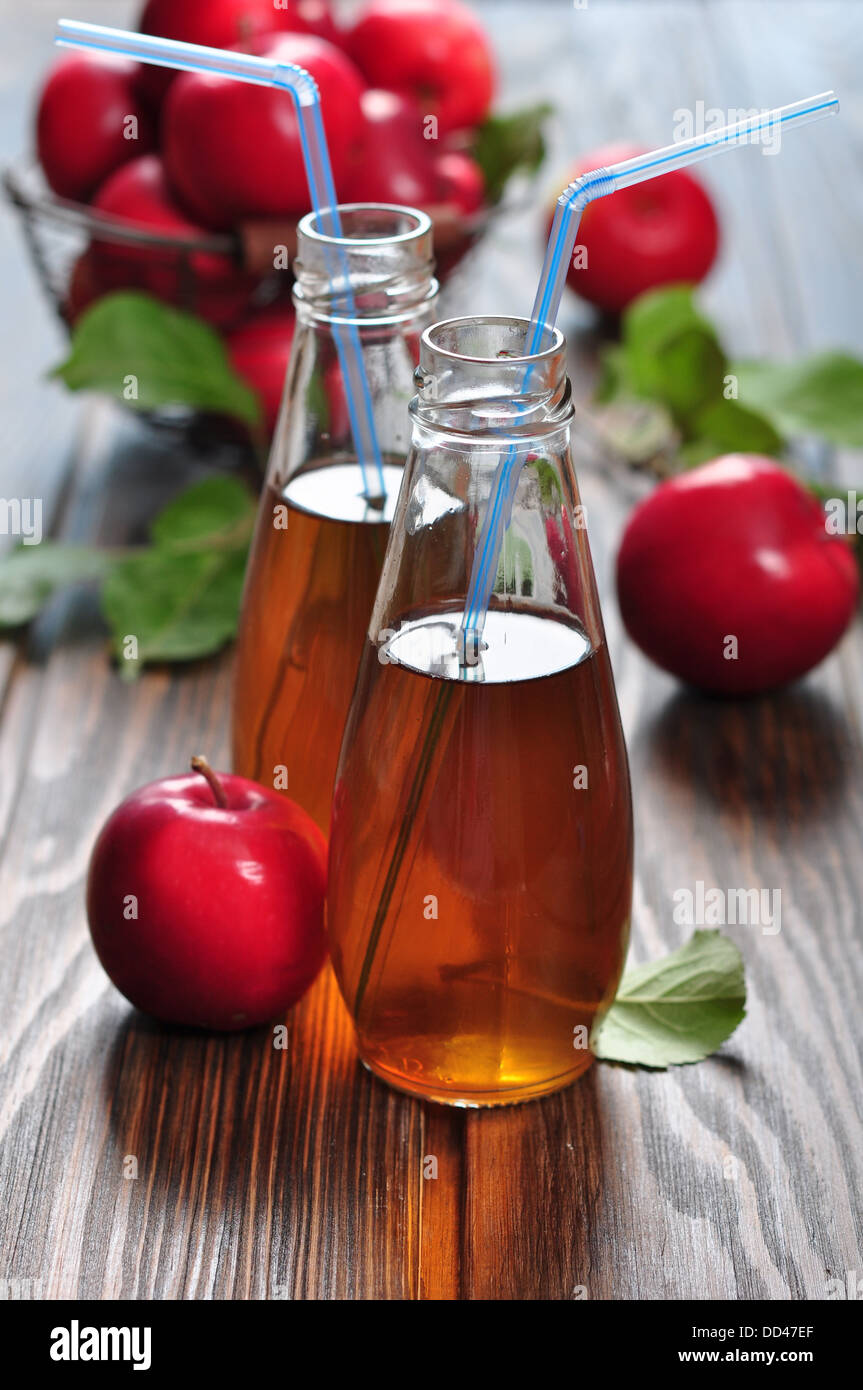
327,317,634,1106
232,205,438,833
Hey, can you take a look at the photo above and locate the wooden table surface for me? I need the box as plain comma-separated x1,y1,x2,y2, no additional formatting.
1,1,861,1300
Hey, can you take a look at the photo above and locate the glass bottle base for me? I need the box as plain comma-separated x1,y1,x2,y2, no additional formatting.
358,1050,595,1108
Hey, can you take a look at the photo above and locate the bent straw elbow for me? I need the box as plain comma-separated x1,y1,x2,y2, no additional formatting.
559,167,618,214
273,61,320,107
526,167,617,355
54,15,385,490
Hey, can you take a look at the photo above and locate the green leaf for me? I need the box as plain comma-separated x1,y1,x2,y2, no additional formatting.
594,399,676,465
594,929,746,1068
102,545,248,678
592,285,863,471
688,396,784,457
529,456,563,507
732,352,863,448
151,475,256,552
594,344,630,404
675,437,730,469
496,533,533,595
622,285,727,418
100,476,256,675
51,292,261,427
0,544,113,628
470,103,552,204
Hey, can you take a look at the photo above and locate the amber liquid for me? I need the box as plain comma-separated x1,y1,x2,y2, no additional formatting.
327,608,633,1106
232,462,402,834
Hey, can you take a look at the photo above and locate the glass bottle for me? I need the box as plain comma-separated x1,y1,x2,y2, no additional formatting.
232,204,438,833
327,315,633,1107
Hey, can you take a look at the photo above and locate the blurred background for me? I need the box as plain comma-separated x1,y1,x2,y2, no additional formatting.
3,1,861,487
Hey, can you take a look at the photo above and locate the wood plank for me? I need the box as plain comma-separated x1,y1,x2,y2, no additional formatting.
1,0,862,1303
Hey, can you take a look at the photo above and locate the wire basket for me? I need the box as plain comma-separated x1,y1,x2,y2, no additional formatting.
3,159,513,442
2,159,287,328
4,158,497,324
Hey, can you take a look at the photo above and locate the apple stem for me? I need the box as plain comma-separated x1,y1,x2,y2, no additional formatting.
191,756,229,809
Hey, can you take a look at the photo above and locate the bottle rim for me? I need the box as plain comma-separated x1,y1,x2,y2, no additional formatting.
297,203,433,249
421,315,565,367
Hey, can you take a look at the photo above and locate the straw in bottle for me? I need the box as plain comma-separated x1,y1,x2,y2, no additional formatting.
460,92,840,647
55,19,387,502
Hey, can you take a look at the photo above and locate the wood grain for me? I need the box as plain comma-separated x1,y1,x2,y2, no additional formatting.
1,0,862,1301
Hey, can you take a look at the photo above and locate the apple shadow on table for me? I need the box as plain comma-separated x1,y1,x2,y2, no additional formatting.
638,683,852,828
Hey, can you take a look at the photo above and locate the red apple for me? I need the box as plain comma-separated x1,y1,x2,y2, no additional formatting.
86,757,328,1030
346,89,438,206
227,303,296,433
65,248,109,323
90,155,258,327
616,455,859,695
347,0,495,136
280,0,342,45
434,149,485,215
36,53,155,203
163,33,366,229
137,0,301,103
228,302,351,439
64,246,140,323
556,144,720,313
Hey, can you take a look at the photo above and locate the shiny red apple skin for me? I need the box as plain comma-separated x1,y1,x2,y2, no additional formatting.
36,53,156,202
163,33,366,228
345,89,438,206
434,150,485,214
90,154,258,327
347,0,495,136
137,0,300,103
227,301,350,439
227,303,296,433
64,248,124,323
616,454,860,696
86,768,328,1030
556,143,720,313
281,0,342,46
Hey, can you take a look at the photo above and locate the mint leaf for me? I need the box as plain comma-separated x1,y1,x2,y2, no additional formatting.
687,397,784,458
101,476,255,676
51,292,261,427
675,436,732,469
496,533,533,594
530,456,563,507
733,352,863,449
470,103,552,204
595,344,631,404
151,475,256,551
0,477,256,669
103,546,248,678
0,544,113,628
594,929,746,1068
622,285,727,418
592,286,794,466
594,399,676,465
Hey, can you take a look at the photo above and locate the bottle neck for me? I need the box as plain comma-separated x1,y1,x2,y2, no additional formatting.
410,316,572,441
293,203,438,326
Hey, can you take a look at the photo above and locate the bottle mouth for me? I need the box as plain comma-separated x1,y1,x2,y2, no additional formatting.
412,316,571,438
298,203,433,249
295,203,436,321
421,316,565,367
